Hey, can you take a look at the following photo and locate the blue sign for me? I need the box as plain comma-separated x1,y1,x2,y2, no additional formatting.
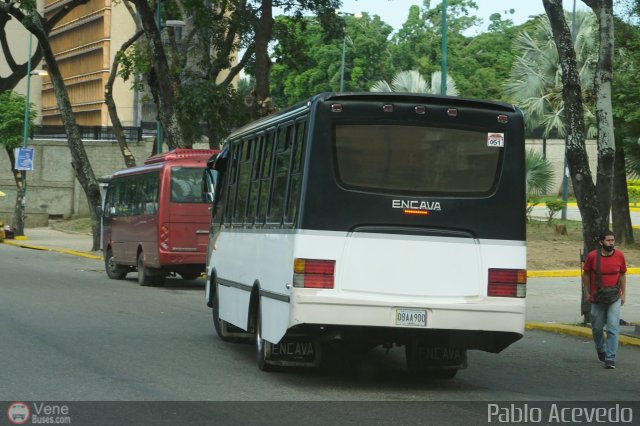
15,147,35,171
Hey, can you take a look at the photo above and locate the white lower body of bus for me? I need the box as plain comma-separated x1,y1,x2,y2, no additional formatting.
207,229,526,375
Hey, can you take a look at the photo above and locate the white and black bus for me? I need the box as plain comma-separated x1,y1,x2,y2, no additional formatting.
203,92,526,377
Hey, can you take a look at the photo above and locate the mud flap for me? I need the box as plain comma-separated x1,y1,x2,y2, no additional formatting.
266,335,321,368
405,339,468,374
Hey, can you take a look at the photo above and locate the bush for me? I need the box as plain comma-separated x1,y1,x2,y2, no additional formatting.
546,200,566,225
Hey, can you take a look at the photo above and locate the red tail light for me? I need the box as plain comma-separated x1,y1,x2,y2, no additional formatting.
160,224,169,250
488,268,526,298
293,258,335,289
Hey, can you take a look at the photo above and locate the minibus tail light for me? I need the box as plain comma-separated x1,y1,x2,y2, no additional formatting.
160,224,169,250
488,268,526,298
293,258,335,289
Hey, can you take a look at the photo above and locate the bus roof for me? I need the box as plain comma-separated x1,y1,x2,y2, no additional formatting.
144,148,220,165
224,92,519,142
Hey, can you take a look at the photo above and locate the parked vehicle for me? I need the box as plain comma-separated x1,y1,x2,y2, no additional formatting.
103,149,219,285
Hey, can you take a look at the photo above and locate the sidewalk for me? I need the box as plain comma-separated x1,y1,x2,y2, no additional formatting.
2,227,639,346
2,227,102,260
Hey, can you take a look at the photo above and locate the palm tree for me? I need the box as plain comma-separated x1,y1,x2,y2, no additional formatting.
370,70,459,95
525,149,554,196
505,11,597,138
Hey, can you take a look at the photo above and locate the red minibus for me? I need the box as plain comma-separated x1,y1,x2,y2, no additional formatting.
102,149,219,285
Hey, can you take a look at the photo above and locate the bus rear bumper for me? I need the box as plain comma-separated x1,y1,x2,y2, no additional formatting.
290,294,525,352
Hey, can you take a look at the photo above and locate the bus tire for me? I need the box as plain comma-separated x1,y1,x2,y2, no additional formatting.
137,252,164,286
405,342,460,380
255,304,275,371
105,248,127,280
212,284,241,343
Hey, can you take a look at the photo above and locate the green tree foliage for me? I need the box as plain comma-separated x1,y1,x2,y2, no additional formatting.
453,12,519,101
525,149,554,196
0,91,35,150
614,18,640,147
391,0,480,78
370,70,458,95
270,13,394,106
505,11,598,137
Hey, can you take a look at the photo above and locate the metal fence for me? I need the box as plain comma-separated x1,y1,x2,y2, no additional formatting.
33,125,150,141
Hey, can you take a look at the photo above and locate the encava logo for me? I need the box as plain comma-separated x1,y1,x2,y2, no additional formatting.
392,200,441,211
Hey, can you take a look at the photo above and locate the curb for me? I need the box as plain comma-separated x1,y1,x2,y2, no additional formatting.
526,322,640,347
528,267,640,278
1,239,103,261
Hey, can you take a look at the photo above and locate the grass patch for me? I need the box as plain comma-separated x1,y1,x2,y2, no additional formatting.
53,217,92,234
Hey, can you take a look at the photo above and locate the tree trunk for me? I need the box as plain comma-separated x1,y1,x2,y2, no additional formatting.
105,29,143,168
544,0,605,252
5,147,25,235
612,140,634,243
249,0,274,120
131,0,184,149
588,0,616,226
27,18,103,250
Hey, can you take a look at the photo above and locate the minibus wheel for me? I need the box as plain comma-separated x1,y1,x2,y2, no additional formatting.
105,248,127,280
405,341,460,380
255,303,275,371
137,252,164,286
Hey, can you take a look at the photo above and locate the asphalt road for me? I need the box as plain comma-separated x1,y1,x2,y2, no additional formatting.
1,244,639,423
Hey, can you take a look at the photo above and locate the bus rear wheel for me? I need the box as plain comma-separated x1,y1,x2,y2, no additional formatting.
255,304,275,371
105,248,127,280
405,341,461,380
137,252,165,286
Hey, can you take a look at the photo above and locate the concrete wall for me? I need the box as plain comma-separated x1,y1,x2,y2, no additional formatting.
0,139,156,227
526,138,598,195
0,138,597,227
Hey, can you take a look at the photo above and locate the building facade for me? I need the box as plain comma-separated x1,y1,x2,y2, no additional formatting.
41,0,138,127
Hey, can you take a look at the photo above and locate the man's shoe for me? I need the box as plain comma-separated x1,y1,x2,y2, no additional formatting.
597,351,606,362
604,360,616,369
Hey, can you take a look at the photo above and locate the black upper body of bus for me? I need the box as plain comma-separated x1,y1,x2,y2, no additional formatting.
300,93,525,242
213,93,525,242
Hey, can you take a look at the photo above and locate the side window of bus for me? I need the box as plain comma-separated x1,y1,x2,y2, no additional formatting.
125,178,138,216
113,180,126,216
144,173,159,214
247,135,264,225
104,183,117,217
233,139,254,224
285,119,307,224
224,143,242,225
268,124,293,223
256,130,275,225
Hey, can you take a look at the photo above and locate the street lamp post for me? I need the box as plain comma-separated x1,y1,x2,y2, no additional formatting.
155,0,163,154
19,35,47,236
339,36,347,92
337,12,361,93
440,0,448,96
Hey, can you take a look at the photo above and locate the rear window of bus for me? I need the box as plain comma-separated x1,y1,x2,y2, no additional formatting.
170,167,205,203
334,124,502,195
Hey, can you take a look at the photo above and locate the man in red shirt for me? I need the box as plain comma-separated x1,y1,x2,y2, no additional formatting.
582,230,627,369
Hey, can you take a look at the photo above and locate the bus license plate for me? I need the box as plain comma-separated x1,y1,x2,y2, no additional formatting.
396,308,427,327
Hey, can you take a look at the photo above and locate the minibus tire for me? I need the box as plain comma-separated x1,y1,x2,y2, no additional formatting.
137,252,164,286
255,304,275,371
405,342,459,380
105,248,127,280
